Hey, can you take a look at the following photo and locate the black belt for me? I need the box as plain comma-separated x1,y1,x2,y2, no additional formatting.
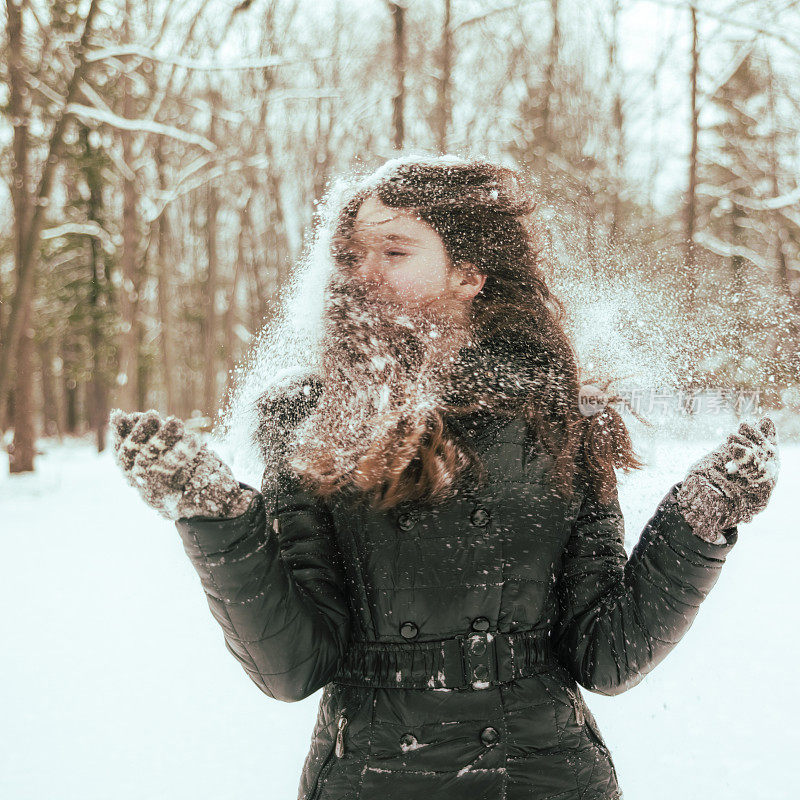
331,628,555,690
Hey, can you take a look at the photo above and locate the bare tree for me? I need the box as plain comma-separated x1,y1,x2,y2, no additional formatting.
434,0,453,153
5,0,33,470
115,2,144,412
605,0,624,246
152,137,177,414
387,1,407,150
203,91,221,418
684,4,700,311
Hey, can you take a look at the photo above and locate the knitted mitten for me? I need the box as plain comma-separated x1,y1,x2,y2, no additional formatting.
676,416,779,543
110,409,256,521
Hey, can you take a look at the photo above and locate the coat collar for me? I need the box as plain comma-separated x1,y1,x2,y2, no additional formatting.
253,332,547,463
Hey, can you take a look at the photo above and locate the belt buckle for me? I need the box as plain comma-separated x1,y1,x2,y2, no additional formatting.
458,631,498,689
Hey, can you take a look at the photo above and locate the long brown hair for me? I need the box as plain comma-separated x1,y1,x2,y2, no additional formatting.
295,155,645,509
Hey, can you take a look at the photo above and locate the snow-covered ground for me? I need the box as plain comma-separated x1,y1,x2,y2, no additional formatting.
1,430,797,800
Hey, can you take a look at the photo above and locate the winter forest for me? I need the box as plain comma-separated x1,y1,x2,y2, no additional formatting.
1,1,799,799
2,0,800,462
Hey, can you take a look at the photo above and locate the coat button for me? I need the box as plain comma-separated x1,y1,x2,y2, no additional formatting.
470,507,491,527
400,733,417,749
397,513,416,531
472,664,489,681
480,726,500,746
471,616,490,632
470,638,487,656
400,621,418,639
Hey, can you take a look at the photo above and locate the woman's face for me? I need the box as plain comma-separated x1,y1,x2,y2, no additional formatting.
345,195,485,308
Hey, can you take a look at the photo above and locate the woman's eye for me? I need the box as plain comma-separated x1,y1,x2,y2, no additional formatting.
386,251,407,258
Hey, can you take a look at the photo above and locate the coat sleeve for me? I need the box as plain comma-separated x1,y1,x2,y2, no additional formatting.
551,478,738,697
174,470,351,703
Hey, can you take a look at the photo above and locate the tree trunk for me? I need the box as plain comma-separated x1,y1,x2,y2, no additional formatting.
62,338,79,434
730,205,747,368
10,302,35,472
89,283,108,452
203,101,220,418
246,213,268,332
5,0,34,471
155,139,177,415
222,196,250,398
37,337,62,439
607,0,623,247
80,124,109,451
117,76,140,411
684,5,700,312
543,0,560,155
435,0,452,153
389,1,406,151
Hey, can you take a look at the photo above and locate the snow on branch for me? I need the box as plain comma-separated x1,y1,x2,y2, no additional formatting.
42,221,119,252
699,182,800,214
697,36,761,115
64,103,216,151
735,186,800,212
777,205,800,230
84,44,336,72
453,2,526,31
694,230,774,271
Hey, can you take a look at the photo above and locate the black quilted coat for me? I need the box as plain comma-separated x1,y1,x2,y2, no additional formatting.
175,394,739,800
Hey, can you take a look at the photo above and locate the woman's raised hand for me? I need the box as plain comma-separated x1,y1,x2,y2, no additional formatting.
676,416,780,542
109,408,256,521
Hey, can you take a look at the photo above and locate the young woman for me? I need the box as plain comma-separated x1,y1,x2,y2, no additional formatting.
110,155,779,800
